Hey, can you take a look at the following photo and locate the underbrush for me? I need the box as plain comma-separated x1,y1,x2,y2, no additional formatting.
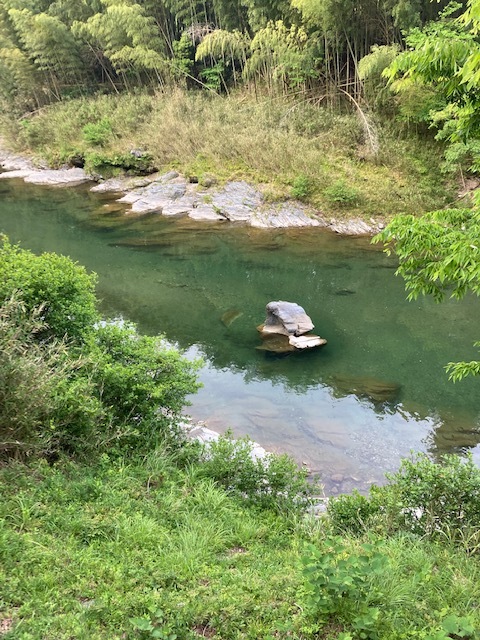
0,90,455,219
1,453,480,640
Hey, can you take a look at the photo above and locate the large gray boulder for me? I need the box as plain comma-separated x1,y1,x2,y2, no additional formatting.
261,301,314,336
257,301,327,353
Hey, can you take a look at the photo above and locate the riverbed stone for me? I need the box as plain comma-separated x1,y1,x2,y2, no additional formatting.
0,166,90,186
263,301,315,336
329,218,382,235
0,147,40,171
252,203,323,228
188,204,225,221
90,175,156,192
331,374,401,403
257,301,327,353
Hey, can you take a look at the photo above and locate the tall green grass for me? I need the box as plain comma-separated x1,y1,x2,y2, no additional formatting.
1,454,480,639
1,90,455,218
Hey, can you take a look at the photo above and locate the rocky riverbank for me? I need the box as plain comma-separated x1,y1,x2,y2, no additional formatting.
0,145,385,235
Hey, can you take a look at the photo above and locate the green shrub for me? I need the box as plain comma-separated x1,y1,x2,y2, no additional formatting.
0,297,103,459
199,62,225,92
84,150,155,177
85,322,201,452
0,237,99,343
0,240,200,459
82,117,114,146
291,174,313,200
326,490,382,533
323,180,360,206
383,453,480,539
328,453,480,545
196,432,315,514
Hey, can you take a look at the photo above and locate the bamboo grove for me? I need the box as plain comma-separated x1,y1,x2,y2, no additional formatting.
0,0,466,114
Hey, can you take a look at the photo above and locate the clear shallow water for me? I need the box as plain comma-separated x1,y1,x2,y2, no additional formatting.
1,177,480,494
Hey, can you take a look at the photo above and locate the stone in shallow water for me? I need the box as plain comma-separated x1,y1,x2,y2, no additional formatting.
289,335,327,349
0,167,89,186
331,375,401,403
257,301,327,352
220,308,243,327
263,300,314,336
188,204,225,221
256,334,296,353
256,333,326,353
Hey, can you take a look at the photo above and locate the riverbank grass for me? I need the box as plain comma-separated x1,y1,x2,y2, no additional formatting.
1,453,480,639
0,90,456,220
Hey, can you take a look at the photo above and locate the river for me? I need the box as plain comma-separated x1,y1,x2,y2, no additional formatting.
1,177,479,494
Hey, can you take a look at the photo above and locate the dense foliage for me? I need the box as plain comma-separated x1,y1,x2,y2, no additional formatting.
375,1,480,380
0,0,463,113
0,237,200,459
0,237,99,342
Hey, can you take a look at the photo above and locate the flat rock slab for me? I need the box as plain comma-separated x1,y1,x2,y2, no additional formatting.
256,332,327,353
211,181,263,222
329,218,382,235
90,175,157,192
289,335,327,349
188,204,225,221
0,146,90,186
252,203,323,228
0,147,38,172
0,167,90,186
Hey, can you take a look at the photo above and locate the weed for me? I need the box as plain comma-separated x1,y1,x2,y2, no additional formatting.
82,118,114,146
302,536,387,639
291,174,312,200
323,180,360,206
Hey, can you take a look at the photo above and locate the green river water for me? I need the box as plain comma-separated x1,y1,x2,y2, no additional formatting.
1,177,479,494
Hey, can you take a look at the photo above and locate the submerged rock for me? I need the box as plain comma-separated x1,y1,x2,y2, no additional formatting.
220,308,243,327
335,288,356,296
256,334,296,353
331,374,401,403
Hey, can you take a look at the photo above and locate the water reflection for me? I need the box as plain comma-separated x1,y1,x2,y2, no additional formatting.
1,179,480,493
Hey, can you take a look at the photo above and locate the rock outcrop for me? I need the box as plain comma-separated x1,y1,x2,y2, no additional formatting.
257,301,327,353
0,147,89,186
0,141,385,234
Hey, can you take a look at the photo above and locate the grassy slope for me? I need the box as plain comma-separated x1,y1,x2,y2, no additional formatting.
0,90,457,221
1,454,480,640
